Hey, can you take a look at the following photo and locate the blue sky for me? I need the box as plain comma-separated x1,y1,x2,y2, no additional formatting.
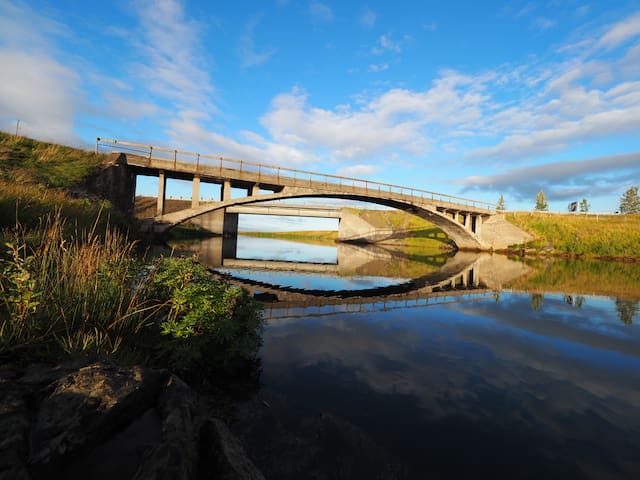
1,0,640,216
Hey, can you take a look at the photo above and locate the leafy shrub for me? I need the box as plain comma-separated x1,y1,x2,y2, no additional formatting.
146,257,263,372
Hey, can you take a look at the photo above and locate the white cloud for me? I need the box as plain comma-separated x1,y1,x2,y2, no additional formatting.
422,21,437,32
0,0,68,49
596,12,640,50
533,16,556,30
167,111,317,167
309,2,334,23
238,12,277,68
372,33,403,55
0,49,79,142
336,164,379,177
457,152,640,201
131,0,216,114
359,8,376,28
259,73,488,162
0,2,83,143
368,63,389,72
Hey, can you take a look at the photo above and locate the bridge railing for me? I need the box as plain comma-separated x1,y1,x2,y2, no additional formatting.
97,137,495,212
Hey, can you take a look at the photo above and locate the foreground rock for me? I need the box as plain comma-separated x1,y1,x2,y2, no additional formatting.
0,362,264,480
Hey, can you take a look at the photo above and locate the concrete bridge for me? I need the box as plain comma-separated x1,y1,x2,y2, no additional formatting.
97,138,532,250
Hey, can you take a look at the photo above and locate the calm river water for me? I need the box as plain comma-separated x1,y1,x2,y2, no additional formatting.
181,235,640,479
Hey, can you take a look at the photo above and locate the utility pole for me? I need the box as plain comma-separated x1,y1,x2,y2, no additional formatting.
14,119,20,138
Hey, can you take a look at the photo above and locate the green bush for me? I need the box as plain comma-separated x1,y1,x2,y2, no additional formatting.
146,257,263,372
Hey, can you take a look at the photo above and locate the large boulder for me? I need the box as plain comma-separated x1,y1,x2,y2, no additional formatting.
0,362,264,480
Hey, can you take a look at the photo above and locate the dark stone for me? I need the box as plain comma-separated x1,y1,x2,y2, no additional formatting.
0,361,264,480
29,363,167,475
200,418,266,480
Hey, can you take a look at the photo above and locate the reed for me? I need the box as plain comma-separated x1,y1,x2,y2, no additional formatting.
0,213,152,357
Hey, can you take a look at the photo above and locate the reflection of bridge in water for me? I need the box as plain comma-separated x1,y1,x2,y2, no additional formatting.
211,252,532,320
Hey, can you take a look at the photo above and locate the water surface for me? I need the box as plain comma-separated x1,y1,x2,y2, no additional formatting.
181,236,640,479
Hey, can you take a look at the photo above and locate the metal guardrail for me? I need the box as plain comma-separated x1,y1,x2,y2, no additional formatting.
97,137,496,212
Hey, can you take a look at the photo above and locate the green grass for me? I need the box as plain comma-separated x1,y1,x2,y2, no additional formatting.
0,132,131,239
505,212,640,259
240,230,338,245
0,132,107,188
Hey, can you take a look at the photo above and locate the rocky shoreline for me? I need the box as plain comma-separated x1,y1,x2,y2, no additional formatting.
0,361,265,480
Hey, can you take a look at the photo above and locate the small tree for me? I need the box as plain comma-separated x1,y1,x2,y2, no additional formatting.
534,190,548,211
579,198,590,213
496,194,505,211
619,186,640,214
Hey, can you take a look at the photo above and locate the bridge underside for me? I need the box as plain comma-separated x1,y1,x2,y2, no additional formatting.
151,189,527,250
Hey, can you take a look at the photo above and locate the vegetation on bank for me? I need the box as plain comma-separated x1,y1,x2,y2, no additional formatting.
505,212,640,259
0,215,263,371
0,133,264,372
0,132,130,239
239,230,338,245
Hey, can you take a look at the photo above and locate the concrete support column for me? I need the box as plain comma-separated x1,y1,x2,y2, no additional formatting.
474,215,483,235
461,271,468,287
452,211,459,223
463,213,471,230
223,212,239,237
222,236,238,260
192,175,200,208
250,183,260,196
156,170,166,216
222,180,232,201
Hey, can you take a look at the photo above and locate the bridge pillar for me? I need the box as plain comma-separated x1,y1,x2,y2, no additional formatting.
473,215,483,235
250,183,260,196
156,170,166,216
463,213,471,230
192,175,200,208
222,180,232,201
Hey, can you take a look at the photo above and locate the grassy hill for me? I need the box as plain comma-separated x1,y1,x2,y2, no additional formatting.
0,132,130,237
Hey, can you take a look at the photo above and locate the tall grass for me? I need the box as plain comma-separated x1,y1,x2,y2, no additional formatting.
0,213,152,357
505,212,640,258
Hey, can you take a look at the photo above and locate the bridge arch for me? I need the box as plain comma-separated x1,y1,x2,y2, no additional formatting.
156,189,489,250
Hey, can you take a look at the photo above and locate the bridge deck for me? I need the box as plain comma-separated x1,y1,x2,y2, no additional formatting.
98,138,494,215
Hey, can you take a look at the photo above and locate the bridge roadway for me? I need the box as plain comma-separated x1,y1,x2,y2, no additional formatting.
97,138,532,250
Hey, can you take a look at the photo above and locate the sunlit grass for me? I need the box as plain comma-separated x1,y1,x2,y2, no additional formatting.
239,230,338,245
0,131,106,188
505,212,640,258
0,213,152,357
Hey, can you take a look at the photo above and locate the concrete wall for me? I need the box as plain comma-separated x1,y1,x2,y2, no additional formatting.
87,154,137,215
